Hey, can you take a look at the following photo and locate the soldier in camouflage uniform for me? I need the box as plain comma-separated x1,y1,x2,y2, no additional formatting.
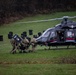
10,38,20,54
19,37,30,53
30,37,37,52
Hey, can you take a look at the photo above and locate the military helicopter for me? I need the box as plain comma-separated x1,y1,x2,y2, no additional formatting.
16,16,76,47
35,16,76,47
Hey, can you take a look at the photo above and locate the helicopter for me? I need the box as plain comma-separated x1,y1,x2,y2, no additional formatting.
35,16,76,47
15,16,76,48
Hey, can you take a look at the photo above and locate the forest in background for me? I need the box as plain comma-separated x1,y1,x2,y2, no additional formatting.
0,0,76,25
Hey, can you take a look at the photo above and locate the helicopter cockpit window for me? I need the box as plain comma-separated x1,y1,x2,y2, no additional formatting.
42,31,50,37
67,31,74,37
50,32,56,38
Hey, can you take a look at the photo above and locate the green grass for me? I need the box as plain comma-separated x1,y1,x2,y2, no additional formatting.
0,64,76,75
0,11,76,75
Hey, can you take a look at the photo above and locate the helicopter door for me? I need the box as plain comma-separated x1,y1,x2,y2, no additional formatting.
57,30,65,42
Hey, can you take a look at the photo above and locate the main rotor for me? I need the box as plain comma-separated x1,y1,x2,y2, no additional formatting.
15,16,76,24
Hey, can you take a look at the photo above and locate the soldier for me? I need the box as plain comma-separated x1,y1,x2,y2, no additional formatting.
19,37,30,53
30,37,37,52
10,38,20,54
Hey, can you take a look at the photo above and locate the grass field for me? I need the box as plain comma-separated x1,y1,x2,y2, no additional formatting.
0,12,76,75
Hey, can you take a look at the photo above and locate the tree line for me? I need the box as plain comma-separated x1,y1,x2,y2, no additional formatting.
0,0,76,25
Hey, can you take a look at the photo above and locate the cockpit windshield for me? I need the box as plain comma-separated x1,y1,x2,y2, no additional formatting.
50,31,56,38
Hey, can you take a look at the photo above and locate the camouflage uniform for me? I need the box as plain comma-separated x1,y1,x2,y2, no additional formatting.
10,38,20,54
20,37,30,53
30,38,37,52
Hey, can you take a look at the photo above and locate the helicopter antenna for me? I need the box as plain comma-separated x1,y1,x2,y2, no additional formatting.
15,16,76,24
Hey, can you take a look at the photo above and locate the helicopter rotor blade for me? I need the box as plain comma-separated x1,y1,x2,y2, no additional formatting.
15,18,61,24
67,16,76,19
16,16,76,24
